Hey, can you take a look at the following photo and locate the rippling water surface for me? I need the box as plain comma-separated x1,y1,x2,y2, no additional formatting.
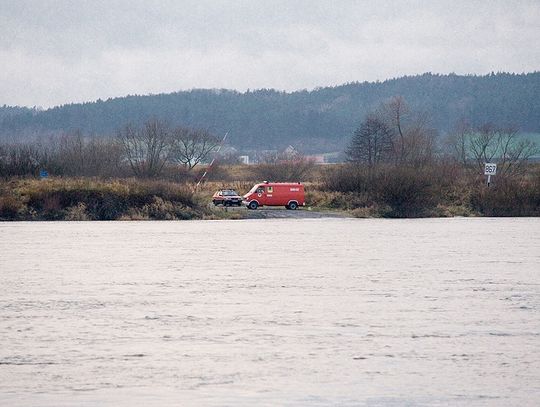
1,218,539,406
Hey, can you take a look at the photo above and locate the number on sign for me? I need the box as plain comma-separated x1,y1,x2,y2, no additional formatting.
484,163,497,175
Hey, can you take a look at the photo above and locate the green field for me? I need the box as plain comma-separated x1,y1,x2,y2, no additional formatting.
521,133,540,158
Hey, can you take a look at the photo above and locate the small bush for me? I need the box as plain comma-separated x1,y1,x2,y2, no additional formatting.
307,188,373,210
65,203,90,221
470,177,540,216
374,168,437,217
40,194,65,220
141,196,197,220
0,195,25,220
252,158,316,182
322,164,439,217
5,178,203,221
350,206,380,218
322,165,372,193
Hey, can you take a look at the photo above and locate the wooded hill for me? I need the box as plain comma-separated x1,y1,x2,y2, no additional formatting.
2,72,539,152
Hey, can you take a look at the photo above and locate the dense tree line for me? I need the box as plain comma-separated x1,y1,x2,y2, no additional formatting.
1,73,539,152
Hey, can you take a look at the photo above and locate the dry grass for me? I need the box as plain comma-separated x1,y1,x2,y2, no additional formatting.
0,178,205,221
1,162,539,220
319,163,540,218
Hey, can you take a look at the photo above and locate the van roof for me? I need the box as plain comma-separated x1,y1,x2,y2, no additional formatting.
258,182,303,185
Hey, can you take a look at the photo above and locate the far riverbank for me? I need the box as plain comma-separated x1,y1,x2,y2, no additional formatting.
1,170,539,221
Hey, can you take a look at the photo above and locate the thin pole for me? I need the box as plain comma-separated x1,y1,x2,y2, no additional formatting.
195,131,229,188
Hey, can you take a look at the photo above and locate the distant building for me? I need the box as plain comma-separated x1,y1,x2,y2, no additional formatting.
238,155,250,165
305,154,325,164
218,146,238,155
282,145,299,159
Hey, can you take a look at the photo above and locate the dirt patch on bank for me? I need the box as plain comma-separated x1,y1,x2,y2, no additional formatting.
217,206,349,219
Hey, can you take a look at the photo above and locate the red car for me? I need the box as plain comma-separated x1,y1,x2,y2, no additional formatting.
212,189,243,206
243,182,305,210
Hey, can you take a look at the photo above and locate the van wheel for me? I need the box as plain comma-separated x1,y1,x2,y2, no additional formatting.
248,201,258,210
213,200,219,206
288,202,298,210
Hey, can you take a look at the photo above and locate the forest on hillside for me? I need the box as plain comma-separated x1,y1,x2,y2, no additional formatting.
1,72,539,153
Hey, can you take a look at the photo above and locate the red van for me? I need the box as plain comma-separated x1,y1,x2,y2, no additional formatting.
243,182,305,210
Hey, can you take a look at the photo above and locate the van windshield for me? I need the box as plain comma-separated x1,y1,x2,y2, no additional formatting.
248,185,260,194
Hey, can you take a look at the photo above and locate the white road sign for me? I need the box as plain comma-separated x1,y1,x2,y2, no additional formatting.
484,163,497,175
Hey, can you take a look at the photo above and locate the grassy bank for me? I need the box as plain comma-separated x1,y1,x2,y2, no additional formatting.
0,178,224,221
194,163,540,218
311,164,540,218
1,163,539,221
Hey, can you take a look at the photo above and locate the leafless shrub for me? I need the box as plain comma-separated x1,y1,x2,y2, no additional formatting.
253,155,316,182
65,203,90,221
470,175,540,216
323,163,445,217
169,127,219,170
322,164,372,193
346,96,436,171
377,96,437,167
117,119,170,177
346,114,394,167
447,122,539,177
0,143,41,178
374,167,437,217
42,131,124,177
0,194,25,219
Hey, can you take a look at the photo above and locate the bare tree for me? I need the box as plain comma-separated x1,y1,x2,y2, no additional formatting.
455,123,539,176
117,119,170,177
468,123,501,170
19,132,124,177
376,96,436,167
83,138,123,177
0,143,41,178
497,130,538,176
346,114,394,167
253,148,316,182
53,130,86,175
403,116,437,167
446,119,470,166
169,127,219,170
380,96,408,163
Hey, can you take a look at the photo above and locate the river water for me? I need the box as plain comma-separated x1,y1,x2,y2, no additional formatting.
0,218,539,406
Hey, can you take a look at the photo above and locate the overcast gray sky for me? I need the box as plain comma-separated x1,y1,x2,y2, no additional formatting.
1,0,539,107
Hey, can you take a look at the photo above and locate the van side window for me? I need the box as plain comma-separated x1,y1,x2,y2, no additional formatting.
256,187,264,194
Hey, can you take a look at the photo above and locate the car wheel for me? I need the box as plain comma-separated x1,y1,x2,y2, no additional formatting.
248,201,258,210
288,202,298,210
